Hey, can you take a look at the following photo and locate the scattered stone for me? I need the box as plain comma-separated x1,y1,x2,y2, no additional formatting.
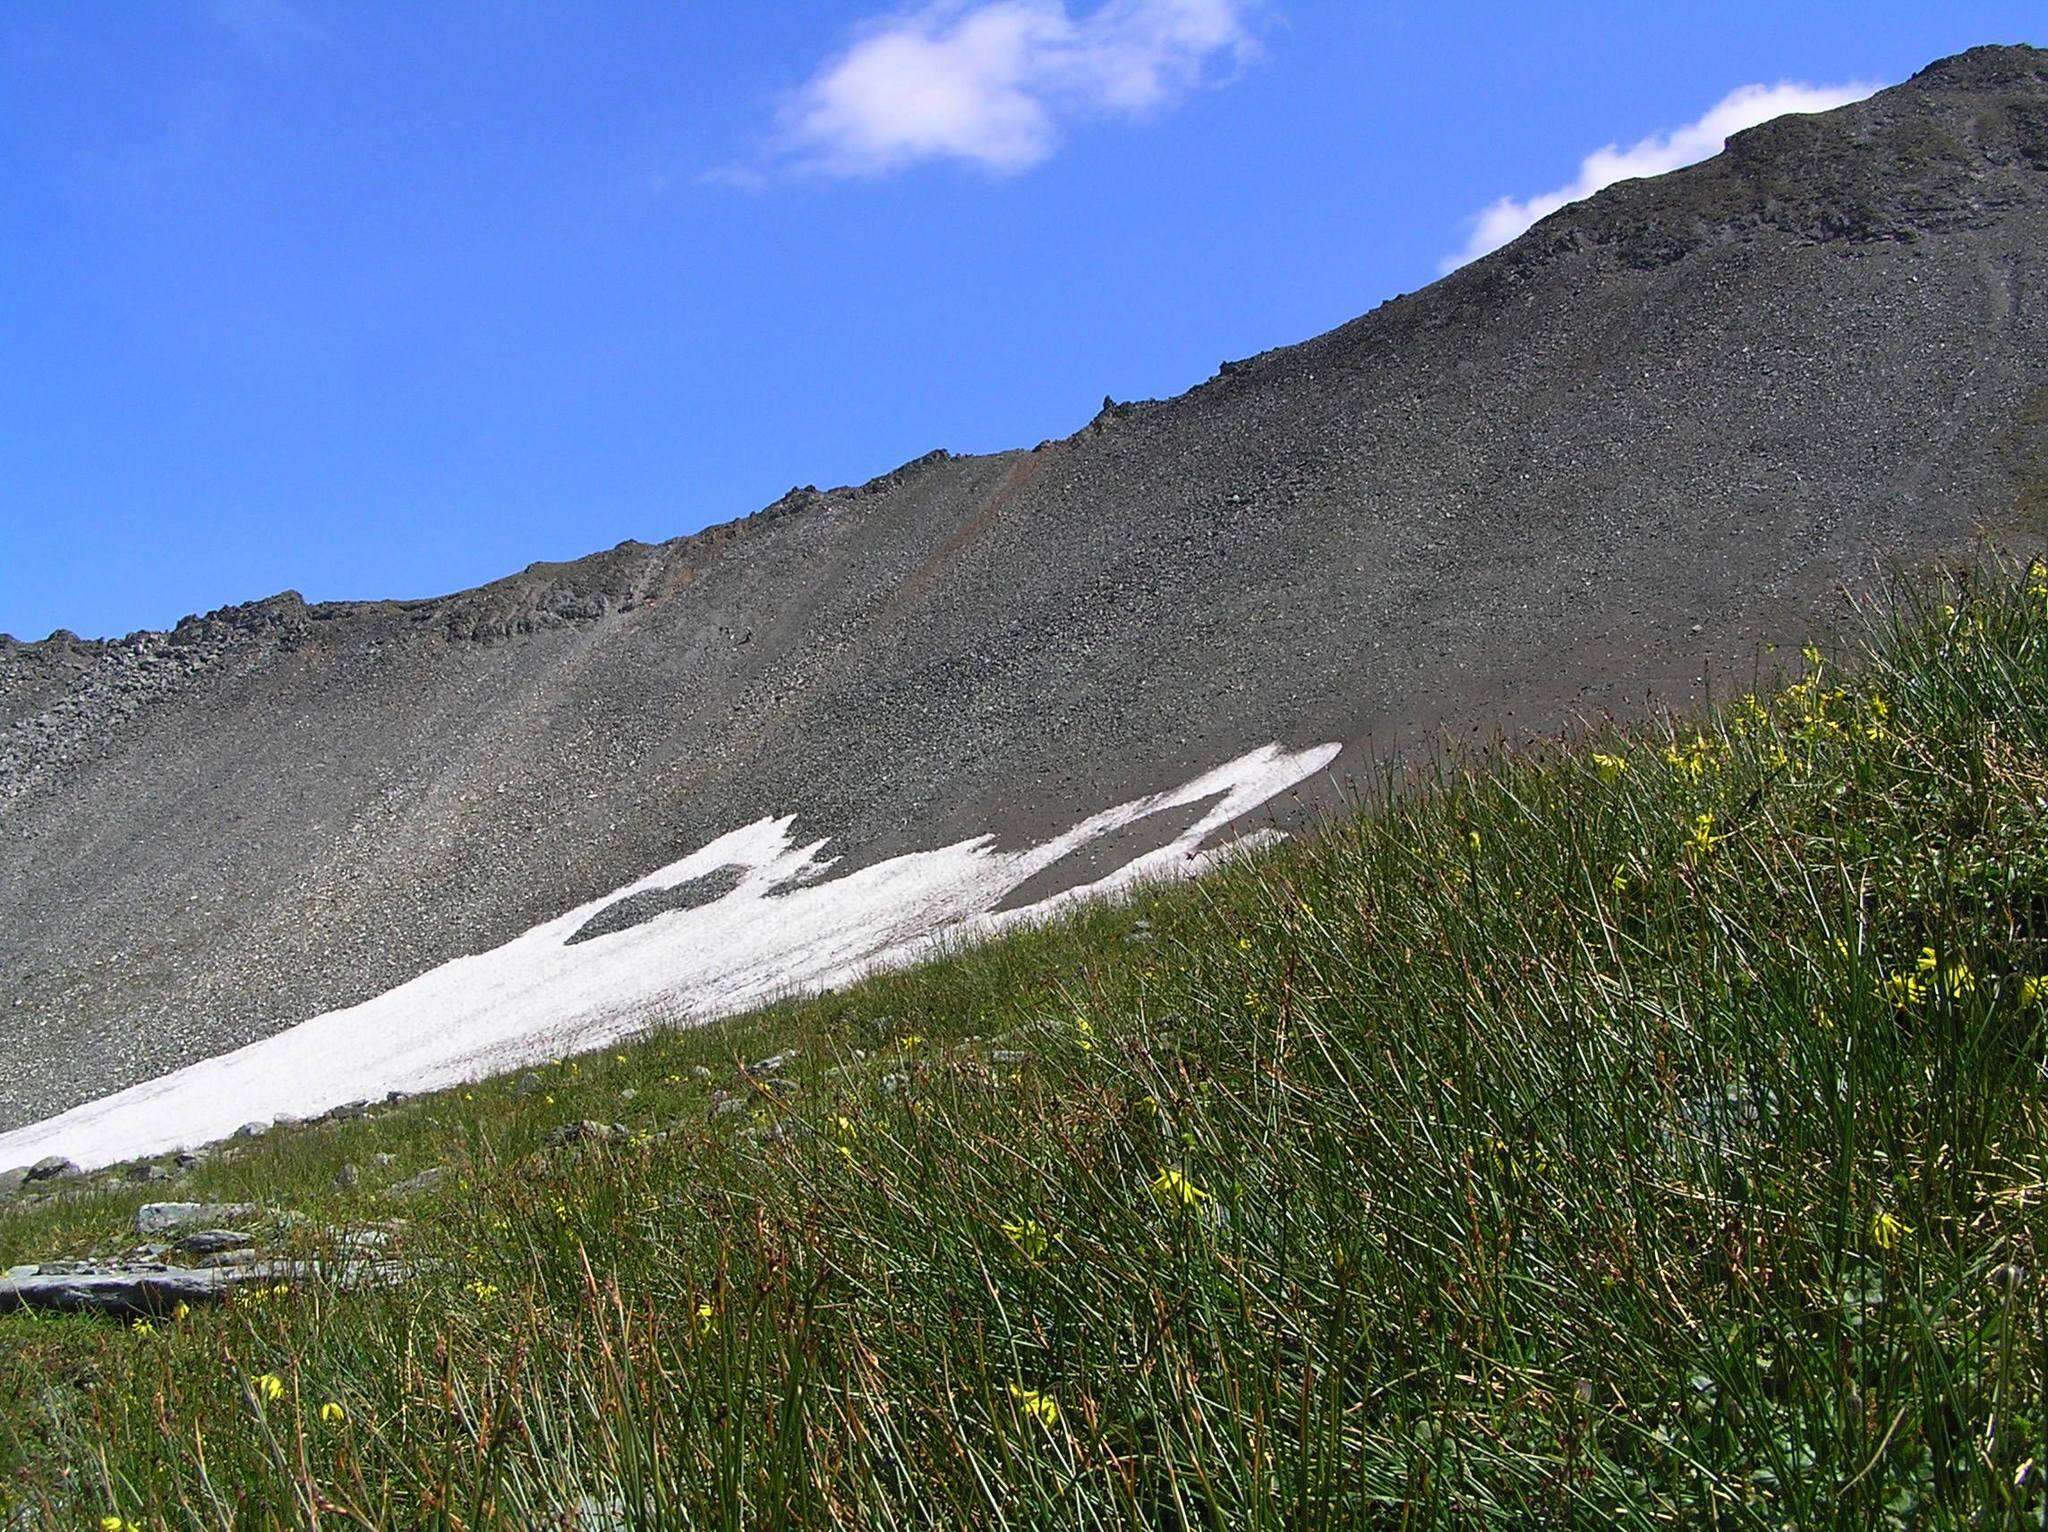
384,1090,410,1105
272,1112,302,1128
619,1087,638,1102
387,1166,448,1196
324,1100,369,1122
0,1167,26,1201
196,1248,266,1269
990,1050,1029,1065
373,1152,397,1166
334,1162,361,1193
126,1163,172,1183
545,1120,623,1147
137,1202,260,1237
24,1155,80,1184
764,1077,800,1097
713,1097,748,1118
690,1065,714,1082
175,1149,209,1170
514,1072,545,1096
0,1255,413,1319
176,1229,255,1257
231,1122,267,1141
747,1050,797,1077
879,1073,910,1096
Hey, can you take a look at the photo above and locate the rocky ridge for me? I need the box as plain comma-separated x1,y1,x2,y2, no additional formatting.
4,46,2047,1132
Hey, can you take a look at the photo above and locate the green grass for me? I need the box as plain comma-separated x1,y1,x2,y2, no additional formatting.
9,559,2048,1527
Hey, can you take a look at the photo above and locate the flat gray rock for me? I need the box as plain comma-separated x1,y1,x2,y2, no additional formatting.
136,1201,260,1236
175,1228,254,1256
0,1255,411,1318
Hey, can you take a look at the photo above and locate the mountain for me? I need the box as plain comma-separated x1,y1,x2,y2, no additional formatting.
4,43,2045,1146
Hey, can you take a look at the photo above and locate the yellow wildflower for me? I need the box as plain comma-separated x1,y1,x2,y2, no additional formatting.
2021,977,2047,1006
1467,830,1482,853
319,1400,347,1425
172,1302,191,1321
899,1034,924,1050
1609,869,1628,897
130,1320,155,1337
1001,1217,1051,1261
1869,1209,1909,1251
1886,972,1926,1008
1662,744,1706,783
696,1300,715,1333
1592,752,1629,783
1074,1015,1094,1052
1009,1384,1060,1428
1150,1167,1210,1209
253,1372,286,1403
466,1279,500,1304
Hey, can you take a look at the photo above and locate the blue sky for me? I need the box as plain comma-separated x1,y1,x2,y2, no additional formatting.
2,2,2039,640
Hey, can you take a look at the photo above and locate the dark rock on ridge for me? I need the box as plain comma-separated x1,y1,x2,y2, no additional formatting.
3,47,2048,1130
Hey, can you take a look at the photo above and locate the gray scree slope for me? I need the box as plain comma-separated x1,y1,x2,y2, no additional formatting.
4,46,2047,1131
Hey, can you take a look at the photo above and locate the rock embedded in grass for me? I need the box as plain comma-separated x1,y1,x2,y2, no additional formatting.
387,1165,447,1196
136,1201,260,1236
175,1229,255,1256
0,1253,413,1318
544,1120,624,1147
23,1155,79,1183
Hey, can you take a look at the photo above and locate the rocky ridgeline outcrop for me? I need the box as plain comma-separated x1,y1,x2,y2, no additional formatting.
0,593,322,807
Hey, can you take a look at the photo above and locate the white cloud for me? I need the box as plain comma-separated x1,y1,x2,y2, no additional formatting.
1443,77,1880,272
756,0,1260,178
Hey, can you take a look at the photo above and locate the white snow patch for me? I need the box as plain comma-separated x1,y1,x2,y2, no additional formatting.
0,741,1339,1171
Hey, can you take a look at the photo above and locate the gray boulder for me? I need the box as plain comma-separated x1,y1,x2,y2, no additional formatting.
24,1155,79,1183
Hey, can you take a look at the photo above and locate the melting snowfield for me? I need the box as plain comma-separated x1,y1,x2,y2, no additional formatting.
0,742,1339,1171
